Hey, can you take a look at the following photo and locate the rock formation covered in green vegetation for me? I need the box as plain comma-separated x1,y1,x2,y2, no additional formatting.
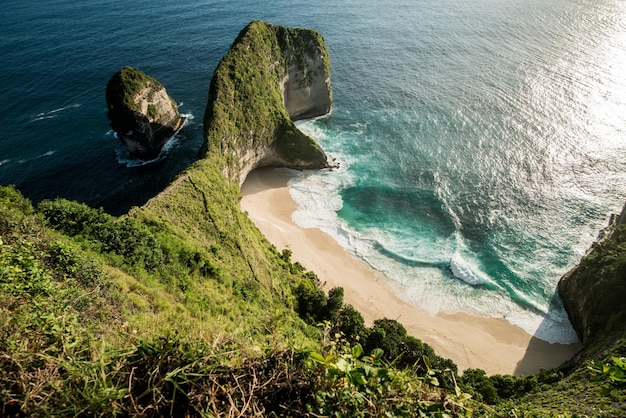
558,204,626,345
106,66,185,159
201,20,332,186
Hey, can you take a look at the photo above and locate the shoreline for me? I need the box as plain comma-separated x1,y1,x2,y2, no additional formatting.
240,167,581,376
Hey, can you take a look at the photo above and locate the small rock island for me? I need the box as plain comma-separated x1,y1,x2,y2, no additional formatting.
106,67,185,160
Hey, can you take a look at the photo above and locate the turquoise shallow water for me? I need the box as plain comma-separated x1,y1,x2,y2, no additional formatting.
2,0,626,342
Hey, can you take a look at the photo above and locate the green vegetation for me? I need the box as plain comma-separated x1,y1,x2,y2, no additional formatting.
4,168,626,415
589,356,626,400
106,66,161,115
147,103,157,119
559,225,626,345
106,67,179,153
0,183,480,416
3,19,626,416
307,337,483,417
201,20,328,183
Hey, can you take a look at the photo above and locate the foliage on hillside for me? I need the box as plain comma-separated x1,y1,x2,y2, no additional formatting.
4,165,624,416
1,180,487,416
559,225,626,345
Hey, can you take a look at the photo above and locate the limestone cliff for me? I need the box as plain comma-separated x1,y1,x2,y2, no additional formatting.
201,21,332,186
558,204,626,345
106,67,185,160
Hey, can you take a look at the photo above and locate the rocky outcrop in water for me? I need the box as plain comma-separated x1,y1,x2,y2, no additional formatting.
201,21,333,185
106,67,185,160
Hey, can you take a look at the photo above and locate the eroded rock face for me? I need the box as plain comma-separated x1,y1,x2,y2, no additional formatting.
278,27,332,121
202,21,333,186
106,67,184,160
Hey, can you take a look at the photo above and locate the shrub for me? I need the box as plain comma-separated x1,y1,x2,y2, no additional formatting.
39,199,163,271
589,356,626,400
337,304,368,342
362,318,457,387
39,199,110,236
295,279,327,324
322,286,344,321
461,368,499,404
307,339,477,417
365,318,408,363
91,217,163,269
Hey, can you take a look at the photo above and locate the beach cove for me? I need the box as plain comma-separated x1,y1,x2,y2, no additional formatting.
241,167,581,376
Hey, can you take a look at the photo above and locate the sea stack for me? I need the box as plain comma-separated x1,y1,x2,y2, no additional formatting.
106,67,185,160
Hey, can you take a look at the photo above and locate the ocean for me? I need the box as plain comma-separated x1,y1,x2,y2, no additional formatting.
2,0,625,343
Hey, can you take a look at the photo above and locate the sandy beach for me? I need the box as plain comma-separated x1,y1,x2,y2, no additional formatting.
240,167,581,376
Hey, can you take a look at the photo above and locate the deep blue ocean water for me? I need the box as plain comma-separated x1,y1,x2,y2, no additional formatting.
2,0,625,343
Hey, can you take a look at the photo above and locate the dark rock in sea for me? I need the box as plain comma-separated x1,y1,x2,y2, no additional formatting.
106,67,185,160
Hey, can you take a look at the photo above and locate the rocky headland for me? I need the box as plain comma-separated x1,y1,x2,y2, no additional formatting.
558,203,626,347
200,20,333,186
106,66,185,160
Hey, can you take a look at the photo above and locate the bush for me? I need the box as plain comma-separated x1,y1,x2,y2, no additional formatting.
91,217,163,269
362,318,457,387
337,304,368,342
39,199,163,271
295,281,346,326
295,279,328,324
307,339,477,417
39,199,109,236
365,318,408,363
0,186,37,238
322,286,344,321
47,241,105,287
461,368,499,404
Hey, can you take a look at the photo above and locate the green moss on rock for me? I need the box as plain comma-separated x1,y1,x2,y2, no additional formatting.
106,66,161,116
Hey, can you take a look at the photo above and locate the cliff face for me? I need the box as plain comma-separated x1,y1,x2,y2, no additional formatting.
201,21,332,186
278,26,332,121
558,204,626,345
106,67,184,160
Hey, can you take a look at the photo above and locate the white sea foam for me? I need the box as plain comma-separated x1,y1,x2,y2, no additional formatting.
18,150,57,164
448,231,496,287
289,120,580,345
115,113,193,167
30,104,81,123
449,255,484,286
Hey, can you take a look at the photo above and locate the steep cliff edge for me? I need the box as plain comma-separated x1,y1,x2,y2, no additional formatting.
200,21,332,186
558,204,626,346
106,67,185,160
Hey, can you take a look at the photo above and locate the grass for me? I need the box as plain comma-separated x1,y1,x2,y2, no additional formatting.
0,180,479,416
106,66,162,114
